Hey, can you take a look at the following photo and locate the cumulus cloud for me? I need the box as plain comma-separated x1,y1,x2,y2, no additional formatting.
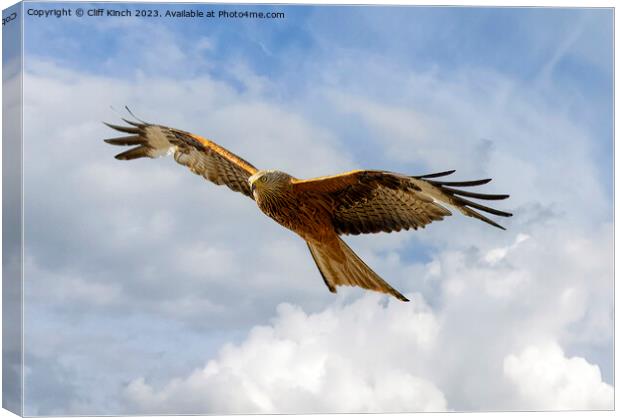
124,296,447,414
123,222,613,413
504,342,613,410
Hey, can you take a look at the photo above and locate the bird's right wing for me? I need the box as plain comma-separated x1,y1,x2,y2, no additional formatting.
104,118,258,198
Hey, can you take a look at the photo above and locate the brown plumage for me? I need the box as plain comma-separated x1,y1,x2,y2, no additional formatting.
104,113,512,302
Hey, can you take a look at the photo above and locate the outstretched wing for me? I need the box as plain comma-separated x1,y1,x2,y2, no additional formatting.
292,169,512,235
104,118,258,198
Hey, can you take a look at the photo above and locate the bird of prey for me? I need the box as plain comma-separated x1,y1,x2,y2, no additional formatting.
104,113,512,302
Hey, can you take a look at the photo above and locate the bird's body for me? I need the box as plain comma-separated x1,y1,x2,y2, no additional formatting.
250,170,334,242
104,114,512,302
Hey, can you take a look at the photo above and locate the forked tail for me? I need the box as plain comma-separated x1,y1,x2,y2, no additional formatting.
307,236,409,302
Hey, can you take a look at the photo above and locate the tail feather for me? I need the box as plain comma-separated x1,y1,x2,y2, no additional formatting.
307,242,337,293
307,237,409,302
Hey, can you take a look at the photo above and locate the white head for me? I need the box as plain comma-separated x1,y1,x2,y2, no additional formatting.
248,170,292,197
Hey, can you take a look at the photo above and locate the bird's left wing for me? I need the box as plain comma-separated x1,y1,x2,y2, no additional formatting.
104,119,258,198
292,169,512,234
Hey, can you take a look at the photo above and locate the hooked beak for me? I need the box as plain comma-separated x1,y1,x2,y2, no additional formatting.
250,181,256,193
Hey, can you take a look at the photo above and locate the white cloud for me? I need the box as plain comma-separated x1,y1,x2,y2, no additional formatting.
484,233,530,265
504,342,613,410
124,296,447,414
122,219,613,413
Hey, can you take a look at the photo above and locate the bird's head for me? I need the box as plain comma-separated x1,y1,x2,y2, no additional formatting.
249,170,292,197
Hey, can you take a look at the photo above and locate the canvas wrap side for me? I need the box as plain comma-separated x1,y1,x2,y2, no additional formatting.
3,2,24,416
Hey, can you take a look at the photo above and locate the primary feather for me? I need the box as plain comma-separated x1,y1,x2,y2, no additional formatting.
105,120,257,197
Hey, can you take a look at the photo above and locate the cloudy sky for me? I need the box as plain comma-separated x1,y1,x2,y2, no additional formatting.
9,2,614,414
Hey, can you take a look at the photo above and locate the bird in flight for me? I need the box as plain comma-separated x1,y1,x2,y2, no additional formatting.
104,112,512,302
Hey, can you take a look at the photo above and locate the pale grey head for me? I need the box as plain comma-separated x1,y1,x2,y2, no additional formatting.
248,170,293,197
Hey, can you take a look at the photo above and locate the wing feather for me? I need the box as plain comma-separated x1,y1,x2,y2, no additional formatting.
410,173,513,230
293,170,511,234
104,119,258,198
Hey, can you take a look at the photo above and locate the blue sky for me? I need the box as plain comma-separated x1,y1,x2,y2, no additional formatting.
21,4,614,181
23,4,613,144
12,2,614,414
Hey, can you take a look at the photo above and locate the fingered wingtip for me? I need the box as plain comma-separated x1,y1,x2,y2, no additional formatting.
111,144,151,160
124,106,149,124
121,118,144,127
103,121,140,134
107,105,150,126
104,136,145,146
416,169,457,179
